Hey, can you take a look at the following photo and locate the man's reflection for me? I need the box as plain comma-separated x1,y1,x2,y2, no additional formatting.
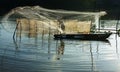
56,40,65,60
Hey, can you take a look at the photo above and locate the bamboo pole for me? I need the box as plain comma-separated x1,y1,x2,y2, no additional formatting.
41,23,44,48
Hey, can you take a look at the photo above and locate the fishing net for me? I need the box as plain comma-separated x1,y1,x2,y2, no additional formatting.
1,6,106,34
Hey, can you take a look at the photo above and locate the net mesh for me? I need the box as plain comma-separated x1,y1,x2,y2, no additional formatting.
1,6,106,34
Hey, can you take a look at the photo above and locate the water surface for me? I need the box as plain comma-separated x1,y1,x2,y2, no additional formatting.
0,20,120,72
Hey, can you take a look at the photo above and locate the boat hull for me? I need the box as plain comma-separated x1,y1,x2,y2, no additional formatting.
54,33,112,40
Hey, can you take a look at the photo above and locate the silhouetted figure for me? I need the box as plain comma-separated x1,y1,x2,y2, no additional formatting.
58,19,65,31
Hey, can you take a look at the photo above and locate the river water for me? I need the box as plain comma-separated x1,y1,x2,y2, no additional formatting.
0,19,120,72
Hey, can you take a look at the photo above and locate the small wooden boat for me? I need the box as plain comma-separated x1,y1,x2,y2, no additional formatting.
54,33,112,40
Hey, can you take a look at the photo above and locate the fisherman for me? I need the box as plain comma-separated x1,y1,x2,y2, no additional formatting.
60,20,65,31
58,19,65,33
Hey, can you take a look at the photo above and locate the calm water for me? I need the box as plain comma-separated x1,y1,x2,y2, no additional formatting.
0,20,120,72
